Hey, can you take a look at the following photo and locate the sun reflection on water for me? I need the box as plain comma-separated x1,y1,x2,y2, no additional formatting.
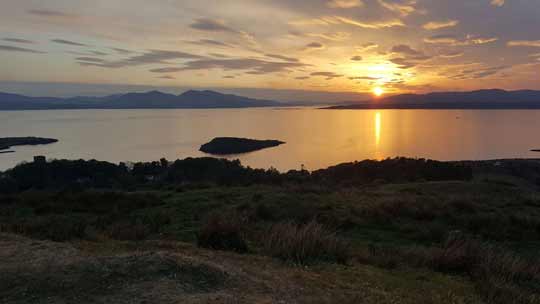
375,112,381,146
374,111,383,160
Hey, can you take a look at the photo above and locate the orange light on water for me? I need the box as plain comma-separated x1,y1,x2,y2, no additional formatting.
375,112,381,146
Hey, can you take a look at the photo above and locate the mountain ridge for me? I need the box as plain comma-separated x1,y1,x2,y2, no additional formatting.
0,90,281,110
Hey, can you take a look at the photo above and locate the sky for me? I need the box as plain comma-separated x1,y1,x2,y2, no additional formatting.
0,0,539,101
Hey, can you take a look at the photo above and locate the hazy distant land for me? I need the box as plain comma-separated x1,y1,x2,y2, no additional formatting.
0,90,281,110
3,89,540,110
324,89,540,109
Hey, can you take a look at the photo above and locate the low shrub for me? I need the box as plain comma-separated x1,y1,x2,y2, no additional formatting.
197,213,248,253
10,215,88,241
138,210,171,233
108,221,150,240
262,221,349,264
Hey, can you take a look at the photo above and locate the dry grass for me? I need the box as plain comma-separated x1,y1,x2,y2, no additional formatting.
262,221,350,264
430,234,540,303
355,233,540,304
0,233,485,304
0,233,231,303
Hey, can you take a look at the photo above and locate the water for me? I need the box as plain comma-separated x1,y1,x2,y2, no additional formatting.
1,108,540,171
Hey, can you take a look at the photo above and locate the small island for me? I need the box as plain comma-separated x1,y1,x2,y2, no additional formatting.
0,137,58,151
200,137,285,155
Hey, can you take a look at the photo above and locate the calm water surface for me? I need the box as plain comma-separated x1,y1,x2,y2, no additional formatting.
1,108,540,171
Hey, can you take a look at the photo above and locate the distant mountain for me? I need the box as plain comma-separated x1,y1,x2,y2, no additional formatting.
0,90,281,110
325,89,540,109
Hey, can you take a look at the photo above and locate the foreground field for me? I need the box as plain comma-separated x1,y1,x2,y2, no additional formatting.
1,157,540,303
1,233,482,304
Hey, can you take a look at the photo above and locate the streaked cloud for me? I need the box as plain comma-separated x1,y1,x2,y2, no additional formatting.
0,45,45,54
327,0,363,9
507,40,540,47
356,43,379,52
350,56,363,61
448,65,510,80
79,49,202,68
69,50,108,56
75,57,106,63
186,39,234,48
27,9,78,18
423,20,459,30
311,71,344,80
389,44,432,69
2,38,35,44
377,0,421,17
291,16,404,29
111,48,134,54
391,44,423,57
308,32,351,41
332,16,405,29
424,34,498,46
190,18,236,33
304,42,325,50
349,76,380,80
439,51,464,58
149,57,308,75
265,54,300,62
51,39,87,47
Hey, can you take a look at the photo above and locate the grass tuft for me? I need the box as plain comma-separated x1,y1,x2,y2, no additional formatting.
262,220,350,265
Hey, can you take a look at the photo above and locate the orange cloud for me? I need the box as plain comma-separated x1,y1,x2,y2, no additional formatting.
422,20,459,30
327,0,363,9
425,34,498,46
332,16,404,29
377,0,421,17
291,16,404,29
508,40,540,47
491,0,505,7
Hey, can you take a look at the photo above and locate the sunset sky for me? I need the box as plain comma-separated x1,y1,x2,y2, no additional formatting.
1,0,539,100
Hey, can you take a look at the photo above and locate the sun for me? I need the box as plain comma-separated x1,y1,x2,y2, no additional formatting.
373,87,384,97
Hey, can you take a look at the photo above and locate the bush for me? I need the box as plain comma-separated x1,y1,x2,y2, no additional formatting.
138,210,171,233
108,221,150,240
262,221,349,264
197,213,248,253
15,215,87,241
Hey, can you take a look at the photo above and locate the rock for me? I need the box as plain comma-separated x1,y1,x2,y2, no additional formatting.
200,137,285,155
0,137,58,151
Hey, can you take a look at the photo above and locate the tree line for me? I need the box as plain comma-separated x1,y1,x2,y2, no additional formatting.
0,157,473,193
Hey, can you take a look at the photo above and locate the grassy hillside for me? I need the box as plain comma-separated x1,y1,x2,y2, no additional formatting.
1,157,540,303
